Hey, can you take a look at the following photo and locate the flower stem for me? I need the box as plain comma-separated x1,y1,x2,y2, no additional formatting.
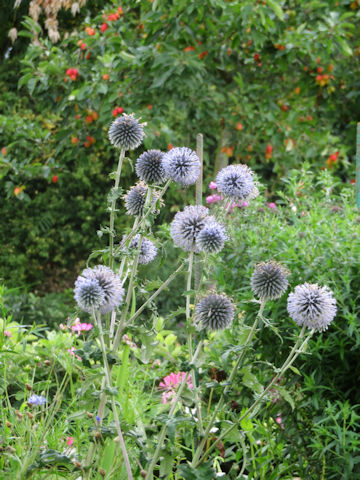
191,300,265,467
194,325,311,466
145,340,204,480
94,310,133,480
109,148,125,270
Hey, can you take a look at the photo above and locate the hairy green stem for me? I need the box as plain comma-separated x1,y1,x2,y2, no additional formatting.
191,300,265,467
94,310,133,480
195,325,311,466
145,340,204,480
109,148,125,270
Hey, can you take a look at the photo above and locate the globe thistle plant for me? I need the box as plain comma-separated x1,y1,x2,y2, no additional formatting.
74,265,124,314
251,261,290,301
135,150,166,184
162,147,201,186
108,113,144,150
123,182,160,216
74,277,106,313
170,205,214,252
195,222,228,254
287,283,337,332
216,164,255,201
128,234,158,264
195,293,235,331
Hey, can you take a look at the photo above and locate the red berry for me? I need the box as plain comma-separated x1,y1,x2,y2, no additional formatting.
52,175,58,183
100,23,109,33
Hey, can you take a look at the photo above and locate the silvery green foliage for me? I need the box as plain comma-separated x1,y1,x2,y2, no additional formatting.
216,164,255,201
129,234,158,264
162,147,201,186
75,265,124,314
170,205,215,252
74,277,106,313
195,293,234,330
195,222,227,253
108,113,144,150
287,283,337,332
135,150,166,184
251,261,290,301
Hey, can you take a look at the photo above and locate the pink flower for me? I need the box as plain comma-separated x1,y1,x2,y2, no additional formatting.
122,334,138,349
206,194,223,204
71,318,93,334
275,415,284,429
66,436,74,446
68,347,82,361
267,202,277,209
209,181,218,190
159,372,193,404
4,330,12,337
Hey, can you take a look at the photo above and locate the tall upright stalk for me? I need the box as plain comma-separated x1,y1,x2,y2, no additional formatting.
191,300,266,467
194,325,312,466
94,310,133,480
109,148,125,269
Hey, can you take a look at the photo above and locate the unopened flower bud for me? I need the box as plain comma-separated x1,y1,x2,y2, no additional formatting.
140,470,147,478
26,383,33,391
15,410,23,419
86,411,94,418
99,469,106,477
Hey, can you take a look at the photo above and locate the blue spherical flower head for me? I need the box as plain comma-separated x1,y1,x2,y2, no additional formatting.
162,147,201,186
251,261,290,301
108,113,144,150
196,222,228,254
28,394,46,406
135,150,166,184
75,265,124,314
123,182,161,216
287,283,337,332
129,235,158,264
216,164,255,201
170,205,215,252
195,293,234,331
74,277,106,313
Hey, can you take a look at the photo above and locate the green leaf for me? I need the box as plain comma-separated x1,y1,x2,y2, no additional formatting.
267,0,284,21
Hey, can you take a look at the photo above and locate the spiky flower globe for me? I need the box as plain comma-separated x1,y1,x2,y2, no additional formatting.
108,113,144,150
128,235,158,264
74,265,124,314
123,182,160,216
74,277,106,313
170,205,214,252
216,164,255,201
162,147,201,186
196,222,227,254
195,293,235,331
287,283,337,332
135,150,166,184
251,261,290,301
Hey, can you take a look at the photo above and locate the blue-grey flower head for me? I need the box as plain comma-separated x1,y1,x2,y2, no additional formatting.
170,205,214,252
74,277,106,313
251,261,290,301
196,222,228,254
195,293,235,331
129,234,158,264
108,113,144,150
135,149,166,184
162,147,201,186
28,394,46,406
75,265,124,314
287,283,337,332
216,164,255,201
123,182,160,216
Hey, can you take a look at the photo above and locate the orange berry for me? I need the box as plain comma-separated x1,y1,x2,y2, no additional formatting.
80,43,87,50
14,187,22,196
85,115,93,124
294,86,300,94
328,63,334,72
102,74,110,80
91,112,98,120
236,122,243,131
71,137,80,144
1,147,7,155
